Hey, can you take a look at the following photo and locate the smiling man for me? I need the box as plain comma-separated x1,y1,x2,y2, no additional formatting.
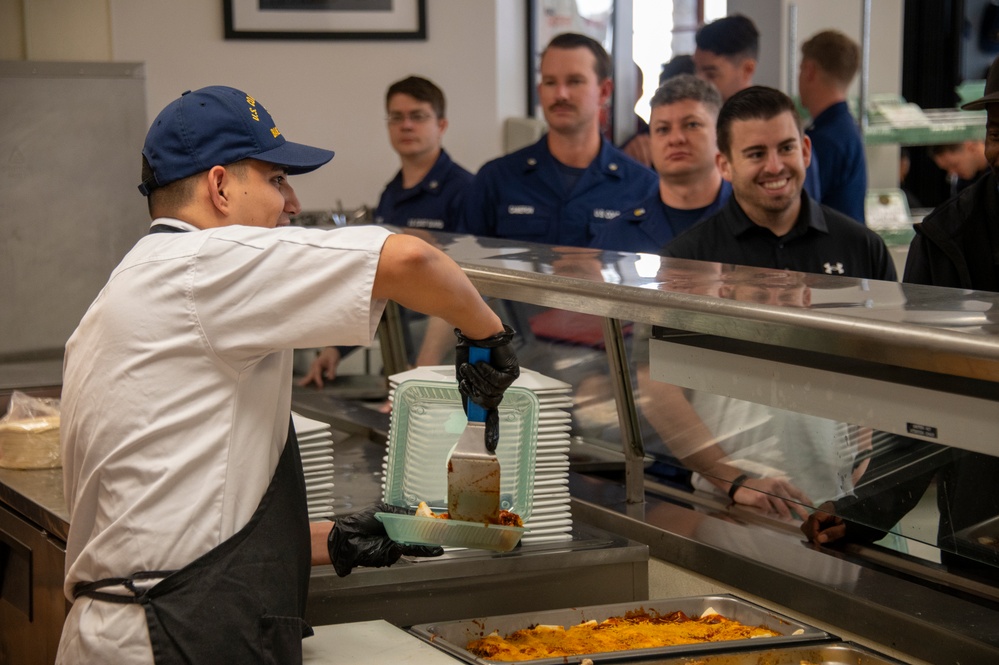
591,74,731,252
663,86,894,279
649,87,895,520
458,32,656,246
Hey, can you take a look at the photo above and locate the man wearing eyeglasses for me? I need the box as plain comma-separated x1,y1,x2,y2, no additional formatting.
375,76,473,232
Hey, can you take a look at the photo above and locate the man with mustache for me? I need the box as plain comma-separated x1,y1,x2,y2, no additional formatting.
590,74,731,252
459,32,657,246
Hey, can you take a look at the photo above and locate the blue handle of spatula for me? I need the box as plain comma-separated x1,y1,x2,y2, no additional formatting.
466,346,490,423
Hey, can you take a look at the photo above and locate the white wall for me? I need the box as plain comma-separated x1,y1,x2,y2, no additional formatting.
109,0,526,211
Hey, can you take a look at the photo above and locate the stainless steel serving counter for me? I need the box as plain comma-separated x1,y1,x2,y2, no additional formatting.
405,232,999,664
7,230,999,664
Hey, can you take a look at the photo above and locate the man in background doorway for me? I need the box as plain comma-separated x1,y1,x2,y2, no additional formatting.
693,14,759,103
798,30,867,224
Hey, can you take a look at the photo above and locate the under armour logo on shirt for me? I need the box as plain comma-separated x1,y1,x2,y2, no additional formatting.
823,262,845,274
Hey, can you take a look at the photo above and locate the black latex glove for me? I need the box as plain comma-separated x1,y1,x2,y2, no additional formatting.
327,502,443,577
454,324,520,452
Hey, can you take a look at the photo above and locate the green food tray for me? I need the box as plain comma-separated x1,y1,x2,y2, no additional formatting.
384,380,539,521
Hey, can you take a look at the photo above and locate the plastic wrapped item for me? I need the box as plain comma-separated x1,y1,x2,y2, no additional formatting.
0,391,61,469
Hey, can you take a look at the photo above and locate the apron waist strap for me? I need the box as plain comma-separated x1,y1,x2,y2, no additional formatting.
73,571,176,604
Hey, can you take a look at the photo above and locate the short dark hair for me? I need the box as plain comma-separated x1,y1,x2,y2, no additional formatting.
386,76,446,119
542,32,612,81
650,74,722,114
695,14,759,61
801,30,860,88
659,54,695,85
140,155,248,217
717,86,800,156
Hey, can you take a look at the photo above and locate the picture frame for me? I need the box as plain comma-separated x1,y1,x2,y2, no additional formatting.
223,0,427,41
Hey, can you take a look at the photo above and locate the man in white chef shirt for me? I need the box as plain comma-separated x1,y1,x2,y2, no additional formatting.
57,85,520,664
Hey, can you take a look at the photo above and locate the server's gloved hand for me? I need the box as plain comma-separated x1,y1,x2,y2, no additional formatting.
454,324,519,452
327,502,443,577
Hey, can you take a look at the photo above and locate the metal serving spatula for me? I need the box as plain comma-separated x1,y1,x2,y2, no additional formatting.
447,346,501,524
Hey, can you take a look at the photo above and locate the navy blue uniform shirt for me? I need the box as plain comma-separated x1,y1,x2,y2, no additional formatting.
590,180,733,253
374,149,472,232
458,135,658,246
807,101,867,224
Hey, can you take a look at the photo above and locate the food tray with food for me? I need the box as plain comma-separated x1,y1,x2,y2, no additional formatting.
409,595,831,664
376,512,526,552
638,640,908,664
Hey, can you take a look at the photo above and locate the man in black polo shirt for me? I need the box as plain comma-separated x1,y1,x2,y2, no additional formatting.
663,86,894,279
650,86,895,518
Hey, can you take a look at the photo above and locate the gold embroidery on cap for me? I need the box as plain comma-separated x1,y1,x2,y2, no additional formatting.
246,94,260,122
271,127,281,138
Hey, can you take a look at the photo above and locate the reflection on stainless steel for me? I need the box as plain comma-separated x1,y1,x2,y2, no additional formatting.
426,232,999,382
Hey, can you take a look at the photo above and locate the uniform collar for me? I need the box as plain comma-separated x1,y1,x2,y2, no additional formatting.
391,149,453,199
808,100,850,131
523,135,626,180
148,218,199,233
727,191,828,239
628,179,733,224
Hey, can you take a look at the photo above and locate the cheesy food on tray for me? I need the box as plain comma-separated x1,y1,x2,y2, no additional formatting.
466,608,780,661
415,501,523,527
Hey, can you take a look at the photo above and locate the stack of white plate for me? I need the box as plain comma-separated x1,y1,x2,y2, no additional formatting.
509,369,573,545
385,366,574,545
293,411,335,520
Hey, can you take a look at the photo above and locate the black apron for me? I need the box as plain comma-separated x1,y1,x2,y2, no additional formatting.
73,224,314,664
75,419,313,664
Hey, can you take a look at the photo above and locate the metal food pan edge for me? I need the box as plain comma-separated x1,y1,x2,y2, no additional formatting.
641,640,911,664
408,594,833,665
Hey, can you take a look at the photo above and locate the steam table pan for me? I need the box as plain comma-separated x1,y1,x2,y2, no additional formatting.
637,641,909,664
409,594,831,664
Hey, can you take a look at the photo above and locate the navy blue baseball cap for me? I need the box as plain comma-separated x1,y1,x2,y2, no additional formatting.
138,85,334,195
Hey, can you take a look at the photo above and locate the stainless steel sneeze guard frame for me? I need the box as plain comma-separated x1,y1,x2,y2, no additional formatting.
428,233,999,383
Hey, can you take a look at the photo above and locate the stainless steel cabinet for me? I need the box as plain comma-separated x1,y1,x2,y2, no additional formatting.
0,503,68,665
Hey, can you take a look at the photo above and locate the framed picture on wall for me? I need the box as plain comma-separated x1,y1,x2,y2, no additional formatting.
527,0,616,127
223,0,427,41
